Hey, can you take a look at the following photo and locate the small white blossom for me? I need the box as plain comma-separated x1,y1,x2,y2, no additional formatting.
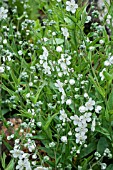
75,133,87,144
85,15,91,23
66,0,78,14
0,7,8,20
66,99,72,105
59,109,67,122
10,149,24,158
91,118,96,132
56,46,62,52
34,167,48,170
84,93,88,98
68,131,72,136
85,98,95,111
70,115,80,125
79,106,86,113
61,136,67,143
99,39,104,44
99,68,106,80
49,142,55,147
95,105,102,113
37,122,42,127
55,80,64,93
89,46,95,51
0,66,5,73
3,39,7,44
61,27,69,39
100,163,107,170
18,50,23,55
69,79,75,85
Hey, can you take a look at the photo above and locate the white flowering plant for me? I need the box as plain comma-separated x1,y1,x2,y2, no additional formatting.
0,0,113,169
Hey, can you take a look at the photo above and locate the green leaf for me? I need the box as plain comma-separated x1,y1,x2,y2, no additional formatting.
3,140,12,151
9,69,19,87
39,147,55,158
107,89,113,111
5,159,14,170
80,142,97,158
82,159,88,170
43,112,58,131
1,84,15,96
97,137,108,154
89,75,105,98
96,126,111,140
19,110,32,118
106,164,113,170
2,109,9,115
34,82,46,104
103,71,113,81
52,38,64,45
105,109,110,121
66,14,77,24
1,152,6,169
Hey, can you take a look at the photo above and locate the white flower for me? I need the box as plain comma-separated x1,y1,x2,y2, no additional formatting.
109,56,113,65
59,109,67,122
66,99,72,105
100,163,107,170
16,159,25,170
79,105,86,113
61,92,66,104
24,159,31,170
49,142,55,147
57,0,61,2
55,80,64,93
69,79,75,85
43,62,51,75
104,56,113,66
0,66,5,73
70,115,80,125
89,46,95,51
66,0,78,14
26,93,30,98
29,82,33,86
85,15,91,23
85,98,95,111
84,93,88,98
43,155,49,161
10,149,24,158
61,27,69,39
3,39,7,44
42,46,48,58
61,136,67,143
16,159,31,170
68,131,72,136
56,46,62,52
25,139,36,152
34,167,48,170
91,118,96,132
0,7,8,20
95,105,102,113
99,39,104,44
99,68,106,80
83,112,92,122
104,60,110,66
75,126,88,134
18,50,23,55
37,122,42,127
75,133,87,144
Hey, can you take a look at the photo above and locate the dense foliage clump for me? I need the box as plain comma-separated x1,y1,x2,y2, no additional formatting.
0,0,113,169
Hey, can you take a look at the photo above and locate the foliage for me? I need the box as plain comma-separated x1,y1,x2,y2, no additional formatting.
0,0,113,169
